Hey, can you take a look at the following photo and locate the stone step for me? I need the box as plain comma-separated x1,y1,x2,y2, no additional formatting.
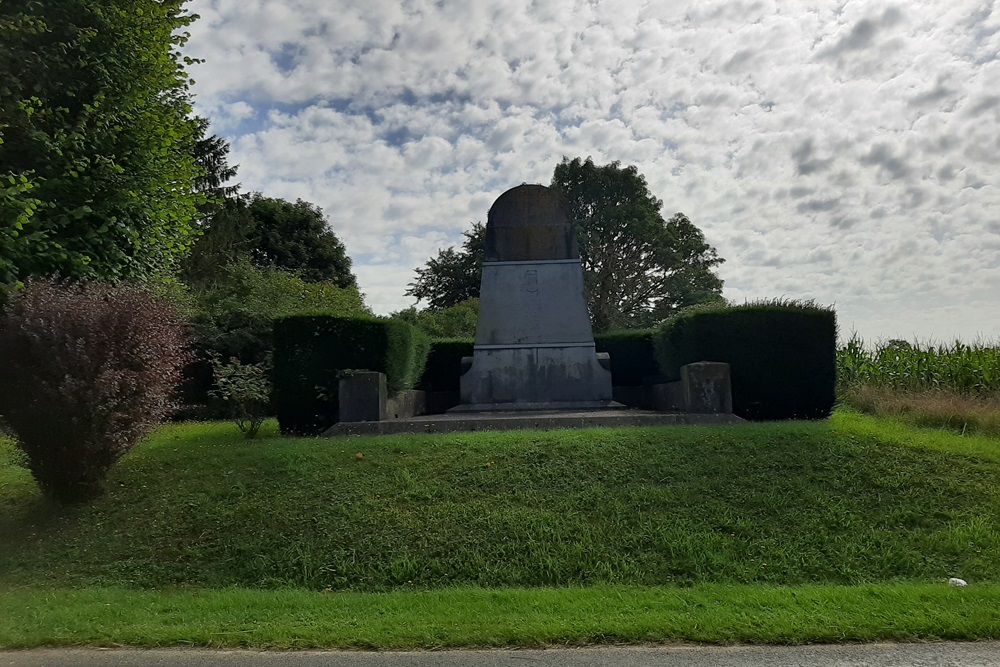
323,410,743,437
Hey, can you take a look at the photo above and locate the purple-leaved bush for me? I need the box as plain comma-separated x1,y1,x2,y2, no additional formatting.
0,280,190,503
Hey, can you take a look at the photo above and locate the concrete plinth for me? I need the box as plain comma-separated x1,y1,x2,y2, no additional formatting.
459,259,613,409
681,362,733,414
338,372,386,422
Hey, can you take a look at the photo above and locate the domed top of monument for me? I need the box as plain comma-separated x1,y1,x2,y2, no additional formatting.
484,184,579,262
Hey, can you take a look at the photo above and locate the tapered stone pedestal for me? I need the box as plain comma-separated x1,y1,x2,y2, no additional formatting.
456,184,613,411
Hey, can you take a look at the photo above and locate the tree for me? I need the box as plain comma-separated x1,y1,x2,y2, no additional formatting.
0,0,205,285
405,158,724,332
553,157,724,331
184,195,357,288
392,298,480,338
192,116,241,214
404,223,485,310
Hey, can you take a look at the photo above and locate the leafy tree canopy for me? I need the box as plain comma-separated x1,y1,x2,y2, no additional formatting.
392,298,479,339
405,158,725,332
553,157,725,331
184,195,357,289
0,0,205,285
404,223,484,311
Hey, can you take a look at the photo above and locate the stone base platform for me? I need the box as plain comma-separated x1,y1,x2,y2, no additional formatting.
323,409,743,437
448,400,624,413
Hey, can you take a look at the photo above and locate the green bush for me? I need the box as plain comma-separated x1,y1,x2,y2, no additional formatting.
418,338,475,392
273,315,430,435
594,329,659,386
210,357,271,439
654,300,836,420
182,259,369,417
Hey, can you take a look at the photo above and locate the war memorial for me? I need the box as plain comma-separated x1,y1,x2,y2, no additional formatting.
325,184,737,436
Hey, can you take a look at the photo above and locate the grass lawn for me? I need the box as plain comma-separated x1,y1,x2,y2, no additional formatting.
2,412,999,648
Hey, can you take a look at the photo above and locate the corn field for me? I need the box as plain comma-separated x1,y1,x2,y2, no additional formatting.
837,336,1000,395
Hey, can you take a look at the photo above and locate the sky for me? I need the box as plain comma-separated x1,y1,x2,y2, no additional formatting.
183,0,1000,343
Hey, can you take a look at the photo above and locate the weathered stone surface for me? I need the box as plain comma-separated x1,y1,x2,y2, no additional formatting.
681,362,733,414
474,260,594,346
459,346,613,406
484,184,578,262
338,372,387,422
458,183,612,410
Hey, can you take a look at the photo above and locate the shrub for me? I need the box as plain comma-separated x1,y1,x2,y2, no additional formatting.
209,357,271,439
181,259,370,417
393,298,479,339
655,299,836,420
418,338,475,392
273,315,430,435
0,280,189,502
594,329,659,386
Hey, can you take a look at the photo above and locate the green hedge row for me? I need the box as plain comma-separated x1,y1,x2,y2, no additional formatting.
418,339,474,392
654,301,837,420
272,314,430,435
594,330,659,386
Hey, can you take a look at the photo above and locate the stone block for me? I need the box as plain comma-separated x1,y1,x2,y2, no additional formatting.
338,372,386,422
681,362,733,414
386,390,428,420
651,382,686,411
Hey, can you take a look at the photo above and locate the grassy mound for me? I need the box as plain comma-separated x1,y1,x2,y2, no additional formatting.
2,413,999,592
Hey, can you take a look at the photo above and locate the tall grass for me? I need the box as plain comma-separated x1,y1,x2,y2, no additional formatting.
837,335,1000,436
838,336,1000,395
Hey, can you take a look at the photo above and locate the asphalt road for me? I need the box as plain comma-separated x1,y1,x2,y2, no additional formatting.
3,643,1000,667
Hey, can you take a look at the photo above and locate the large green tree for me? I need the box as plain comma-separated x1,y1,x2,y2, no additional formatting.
553,157,724,331
406,158,725,332
404,223,484,310
0,0,204,285
184,194,357,288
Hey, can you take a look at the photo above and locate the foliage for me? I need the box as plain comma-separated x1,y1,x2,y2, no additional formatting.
272,316,430,435
836,336,1000,436
191,117,241,214
0,280,189,502
405,159,724,332
392,298,479,338
552,157,725,331
209,357,271,439
185,195,356,288
418,338,475,392
838,335,1000,396
0,0,205,285
405,223,485,310
593,329,659,386
655,299,837,420
188,258,368,366
841,386,1000,438
181,258,369,416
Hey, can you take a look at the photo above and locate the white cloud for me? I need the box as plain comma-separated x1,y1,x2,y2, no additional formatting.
185,0,1000,342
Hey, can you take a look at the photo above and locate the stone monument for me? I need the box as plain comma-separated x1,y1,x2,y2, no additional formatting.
455,184,614,410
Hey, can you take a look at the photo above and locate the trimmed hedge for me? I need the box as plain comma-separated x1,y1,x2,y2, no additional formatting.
418,339,475,392
594,329,659,386
273,315,430,435
654,301,837,420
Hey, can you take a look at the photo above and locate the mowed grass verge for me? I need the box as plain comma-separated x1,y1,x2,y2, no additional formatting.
2,413,999,647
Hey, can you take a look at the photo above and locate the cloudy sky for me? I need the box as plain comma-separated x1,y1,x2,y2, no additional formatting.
184,0,999,343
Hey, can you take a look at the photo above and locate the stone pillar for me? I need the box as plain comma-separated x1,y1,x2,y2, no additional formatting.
338,372,387,422
681,362,733,414
456,184,613,411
